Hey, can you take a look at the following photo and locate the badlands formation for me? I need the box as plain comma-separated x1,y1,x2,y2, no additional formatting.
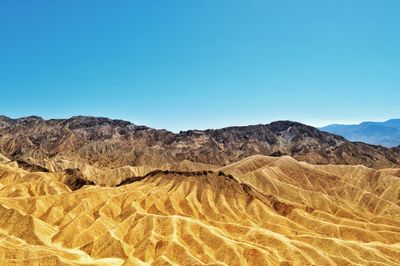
1,116,400,265
1,154,400,265
1,115,400,169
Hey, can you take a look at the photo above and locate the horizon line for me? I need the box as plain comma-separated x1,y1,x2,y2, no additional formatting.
1,114,399,133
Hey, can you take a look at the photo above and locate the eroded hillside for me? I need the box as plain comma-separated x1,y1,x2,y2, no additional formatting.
1,115,400,168
0,156,400,265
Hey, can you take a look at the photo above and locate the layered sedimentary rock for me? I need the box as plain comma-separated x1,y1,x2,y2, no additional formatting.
0,156,400,265
1,115,399,169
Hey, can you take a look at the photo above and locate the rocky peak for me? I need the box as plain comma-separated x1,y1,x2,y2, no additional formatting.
62,116,135,130
0,115,399,168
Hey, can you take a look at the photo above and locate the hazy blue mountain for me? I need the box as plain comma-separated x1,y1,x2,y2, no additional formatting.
321,119,400,147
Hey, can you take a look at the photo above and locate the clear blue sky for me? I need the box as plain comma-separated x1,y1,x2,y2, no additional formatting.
0,1,399,131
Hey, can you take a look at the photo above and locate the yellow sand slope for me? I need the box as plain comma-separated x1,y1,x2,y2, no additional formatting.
0,156,400,265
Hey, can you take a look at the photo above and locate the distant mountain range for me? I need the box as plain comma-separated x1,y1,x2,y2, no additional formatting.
1,115,400,169
320,119,400,148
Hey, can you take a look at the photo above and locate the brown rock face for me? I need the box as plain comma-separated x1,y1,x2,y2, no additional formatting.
0,115,399,168
62,168,95,190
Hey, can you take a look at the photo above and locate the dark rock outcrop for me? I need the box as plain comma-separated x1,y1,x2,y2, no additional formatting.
63,168,95,190
0,115,399,169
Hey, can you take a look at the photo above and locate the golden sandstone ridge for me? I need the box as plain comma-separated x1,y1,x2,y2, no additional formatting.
1,154,400,265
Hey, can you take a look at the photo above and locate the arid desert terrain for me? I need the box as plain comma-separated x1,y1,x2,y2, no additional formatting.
0,116,400,265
